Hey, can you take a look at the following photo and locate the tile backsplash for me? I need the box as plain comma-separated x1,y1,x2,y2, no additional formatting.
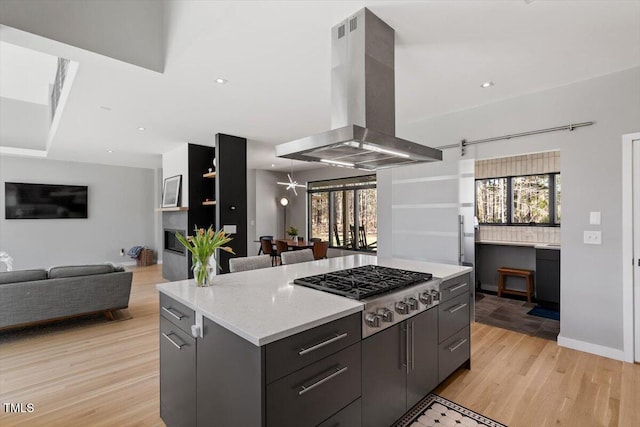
475,150,560,178
478,225,560,244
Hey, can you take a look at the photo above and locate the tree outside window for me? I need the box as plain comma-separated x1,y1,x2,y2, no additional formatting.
310,192,329,242
308,175,377,251
475,178,507,223
512,175,550,224
475,173,560,226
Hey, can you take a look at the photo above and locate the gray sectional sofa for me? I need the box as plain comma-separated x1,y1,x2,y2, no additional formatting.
0,263,133,329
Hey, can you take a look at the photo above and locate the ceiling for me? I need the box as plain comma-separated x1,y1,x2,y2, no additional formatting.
0,42,58,151
0,1,638,170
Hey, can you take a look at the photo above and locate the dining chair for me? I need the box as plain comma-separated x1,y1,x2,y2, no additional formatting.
312,241,329,260
257,235,273,255
229,255,272,273
309,237,321,243
260,238,277,266
275,240,289,265
281,249,314,265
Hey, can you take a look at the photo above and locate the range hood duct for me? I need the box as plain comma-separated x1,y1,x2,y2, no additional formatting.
276,8,442,170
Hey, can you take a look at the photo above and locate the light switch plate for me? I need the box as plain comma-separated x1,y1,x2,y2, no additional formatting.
589,211,601,225
223,224,237,234
584,230,602,245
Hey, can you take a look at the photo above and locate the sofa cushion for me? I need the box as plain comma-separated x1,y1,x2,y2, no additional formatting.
0,269,48,285
48,264,115,279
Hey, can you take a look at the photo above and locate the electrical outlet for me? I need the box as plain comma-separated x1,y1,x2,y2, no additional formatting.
583,231,602,245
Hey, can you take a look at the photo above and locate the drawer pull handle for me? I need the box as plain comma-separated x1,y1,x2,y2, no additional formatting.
298,333,348,356
162,306,184,320
448,338,467,352
447,303,468,314
298,366,348,396
162,332,185,350
448,283,468,293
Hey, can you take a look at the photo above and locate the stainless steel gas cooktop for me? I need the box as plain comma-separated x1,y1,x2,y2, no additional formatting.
293,265,433,300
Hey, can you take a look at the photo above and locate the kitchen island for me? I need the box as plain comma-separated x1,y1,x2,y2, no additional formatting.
157,255,472,427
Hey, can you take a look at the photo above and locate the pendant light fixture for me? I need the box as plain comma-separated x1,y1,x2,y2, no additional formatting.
276,162,306,195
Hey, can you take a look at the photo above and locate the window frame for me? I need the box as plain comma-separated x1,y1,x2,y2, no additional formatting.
307,175,377,252
475,172,561,226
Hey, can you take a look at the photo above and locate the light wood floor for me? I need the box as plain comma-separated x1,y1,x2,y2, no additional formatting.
1,265,638,426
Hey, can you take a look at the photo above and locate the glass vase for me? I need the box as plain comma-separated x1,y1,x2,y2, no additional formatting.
193,256,215,287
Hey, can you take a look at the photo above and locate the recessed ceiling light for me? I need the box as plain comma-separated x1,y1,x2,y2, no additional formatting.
481,81,494,88
138,127,146,131
215,78,228,84
107,150,114,153
271,164,275,168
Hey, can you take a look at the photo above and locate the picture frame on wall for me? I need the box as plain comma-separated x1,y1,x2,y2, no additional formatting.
162,175,182,208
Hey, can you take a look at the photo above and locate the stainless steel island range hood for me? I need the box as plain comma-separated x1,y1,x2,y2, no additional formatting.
276,8,442,170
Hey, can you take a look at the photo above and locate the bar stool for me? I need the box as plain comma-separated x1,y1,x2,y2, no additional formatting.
497,267,534,303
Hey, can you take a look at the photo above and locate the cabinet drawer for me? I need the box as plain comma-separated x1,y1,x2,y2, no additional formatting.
439,274,470,303
438,326,470,383
438,293,470,342
318,398,361,427
160,293,195,334
266,342,361,427
266,312,361,383
159,317,196,427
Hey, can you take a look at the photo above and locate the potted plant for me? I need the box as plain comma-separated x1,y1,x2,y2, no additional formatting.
286,226,299,242
175,226,234,286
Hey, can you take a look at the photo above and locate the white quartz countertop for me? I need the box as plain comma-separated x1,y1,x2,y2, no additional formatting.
477,239,561,249
156,255,472,346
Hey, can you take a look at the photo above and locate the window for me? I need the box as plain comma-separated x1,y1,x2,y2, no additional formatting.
512,175,549,223
555,174,561,224
309,192,329,242
308,175,377,251
475,178,508,224
475,173,560,226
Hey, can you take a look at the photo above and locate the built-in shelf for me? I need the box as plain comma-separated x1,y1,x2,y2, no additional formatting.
203,172,217,178
202,201,217,206
155,207,189,212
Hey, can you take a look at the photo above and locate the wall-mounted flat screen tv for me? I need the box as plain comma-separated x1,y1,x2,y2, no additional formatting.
5,182,88,219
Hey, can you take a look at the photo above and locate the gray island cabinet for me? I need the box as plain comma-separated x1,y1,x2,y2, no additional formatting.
157,255,472,427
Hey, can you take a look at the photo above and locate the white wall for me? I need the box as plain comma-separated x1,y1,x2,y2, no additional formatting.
252,170,288,242
153,167,163,262
0,0,165,72
380,67,640,357
0,156,157,269
162,144,188,207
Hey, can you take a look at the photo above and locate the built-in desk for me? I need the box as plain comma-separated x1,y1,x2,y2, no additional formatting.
475,240,555,293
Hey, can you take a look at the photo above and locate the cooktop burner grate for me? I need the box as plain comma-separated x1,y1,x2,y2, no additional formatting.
294,265,433,300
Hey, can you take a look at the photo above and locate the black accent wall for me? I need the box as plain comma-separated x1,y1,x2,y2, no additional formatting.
215,134,247,273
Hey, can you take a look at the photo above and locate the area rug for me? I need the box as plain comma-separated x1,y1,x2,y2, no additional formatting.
527,306,560,321
394,393,507,427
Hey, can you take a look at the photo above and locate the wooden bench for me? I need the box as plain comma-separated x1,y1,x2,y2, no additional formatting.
497,267,534,303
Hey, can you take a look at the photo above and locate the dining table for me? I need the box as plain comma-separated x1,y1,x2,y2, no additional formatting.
279,239,314,250
253,239,314,253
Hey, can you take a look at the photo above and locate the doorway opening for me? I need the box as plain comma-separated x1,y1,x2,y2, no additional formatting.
473,151,561,341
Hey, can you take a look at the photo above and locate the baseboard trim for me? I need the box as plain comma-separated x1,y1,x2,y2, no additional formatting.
557,335,625,361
